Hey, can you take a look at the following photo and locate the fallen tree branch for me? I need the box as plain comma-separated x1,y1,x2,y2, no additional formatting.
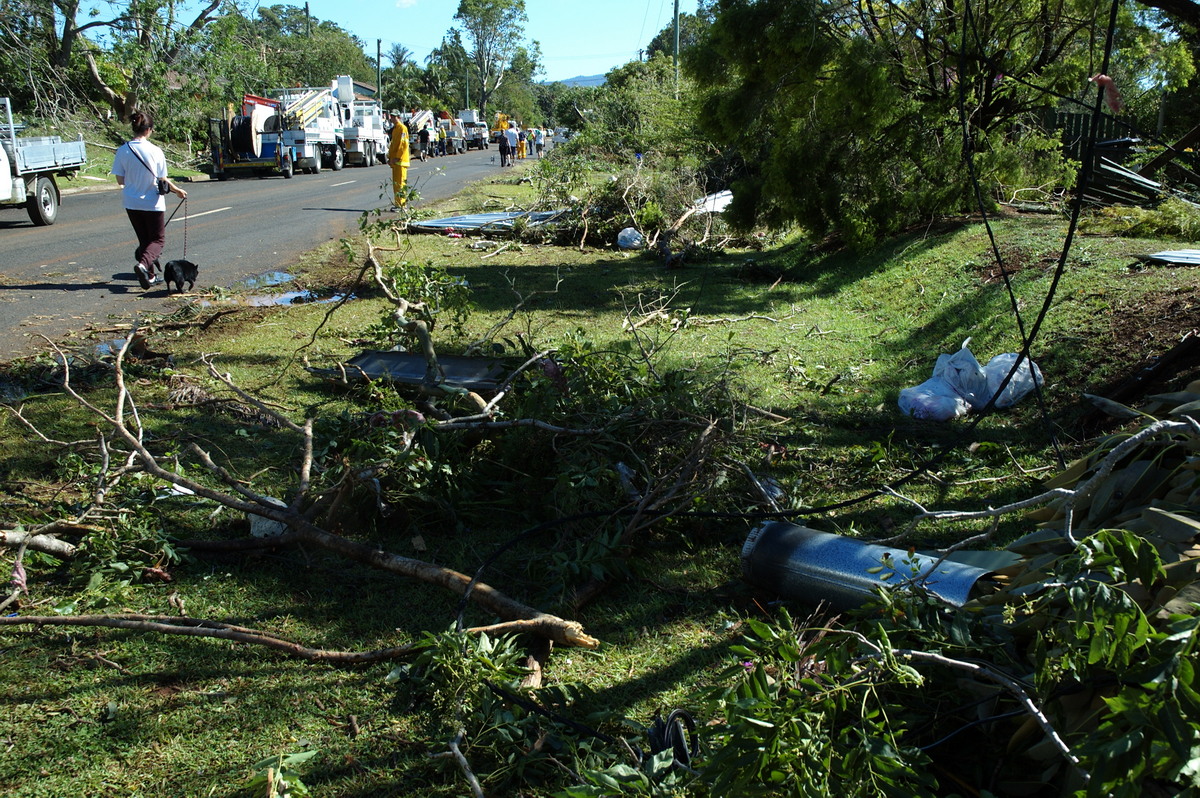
0,540,28,612
854,641,1089,785
885,419,1197,544
32,339,600,649
445,730,486,798
0,613,426,663
0,526,82,558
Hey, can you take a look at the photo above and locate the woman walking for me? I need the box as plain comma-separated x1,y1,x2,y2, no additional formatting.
111,110,188,289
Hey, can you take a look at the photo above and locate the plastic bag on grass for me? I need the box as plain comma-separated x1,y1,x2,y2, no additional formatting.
932,342,988,409
617,227,644,249
984,353,1043,408
898,376,973,421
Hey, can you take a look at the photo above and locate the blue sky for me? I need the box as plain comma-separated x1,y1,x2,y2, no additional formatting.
299,0,702,83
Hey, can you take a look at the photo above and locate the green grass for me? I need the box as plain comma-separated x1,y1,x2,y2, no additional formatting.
2,163,1199,795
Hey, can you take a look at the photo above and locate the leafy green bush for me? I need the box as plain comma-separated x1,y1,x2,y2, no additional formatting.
1081,197,1200,239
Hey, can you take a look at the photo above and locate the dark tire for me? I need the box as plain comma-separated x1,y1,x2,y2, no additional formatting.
216,172,229,181
311,156,321,175
329,144,344,171
26,177,59,226
281,157,294,178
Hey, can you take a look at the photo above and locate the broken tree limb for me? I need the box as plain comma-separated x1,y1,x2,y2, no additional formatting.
0,540,28,612
0,527,80,558
291,525,599,649
28,339,600,650
854,641,1090,786
0,613,426,663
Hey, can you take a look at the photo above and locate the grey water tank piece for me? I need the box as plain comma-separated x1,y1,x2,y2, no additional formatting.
741,522,994,610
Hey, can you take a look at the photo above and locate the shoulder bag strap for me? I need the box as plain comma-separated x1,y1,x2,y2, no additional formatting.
126,141,158,179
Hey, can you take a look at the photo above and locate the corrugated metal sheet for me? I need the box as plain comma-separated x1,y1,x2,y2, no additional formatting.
308,350,507,395
409,210,567,233
1136,250,1200,266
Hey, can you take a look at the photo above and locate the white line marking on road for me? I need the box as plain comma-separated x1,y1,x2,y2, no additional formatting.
181,207,232,220
331,180,357,187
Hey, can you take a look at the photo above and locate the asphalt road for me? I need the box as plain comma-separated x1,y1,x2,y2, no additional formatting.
0,147,505,360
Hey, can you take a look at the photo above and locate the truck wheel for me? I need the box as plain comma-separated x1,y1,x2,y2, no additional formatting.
310,157,321,175
364,143,375,167
281,157,294,179
329,145,344,171
26,177,59,226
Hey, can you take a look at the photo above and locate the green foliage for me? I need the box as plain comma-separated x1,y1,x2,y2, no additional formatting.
1019,529,1200,796
366,257,474,344
535,154,726,252
697,519,1200,796
698,608,939,796
387,627,529,724
645,11,713,61
1081,197,1200,240
685,0,1195,245
245,750,319,798
453,0,533,114
556,750,689,797
582,56,702,164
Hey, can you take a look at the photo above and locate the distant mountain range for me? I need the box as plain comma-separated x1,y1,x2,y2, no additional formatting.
551,74,606,87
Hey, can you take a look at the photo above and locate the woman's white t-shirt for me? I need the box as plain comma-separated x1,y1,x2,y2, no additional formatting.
112,139,168,212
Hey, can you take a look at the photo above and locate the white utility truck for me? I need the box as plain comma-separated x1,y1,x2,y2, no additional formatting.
458,109,489,150
330,76,387,167
210,77,348,179
1,97,87,225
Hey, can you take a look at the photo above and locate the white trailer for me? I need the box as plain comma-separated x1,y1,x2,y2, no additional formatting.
0,97,87,225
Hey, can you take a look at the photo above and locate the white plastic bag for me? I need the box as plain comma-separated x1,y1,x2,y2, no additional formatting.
617,227,644,249
898,376,973,421
983,353,1043,408
932,343,988,409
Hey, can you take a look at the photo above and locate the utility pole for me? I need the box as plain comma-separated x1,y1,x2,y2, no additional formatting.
673,0,680,99
377,39,382,101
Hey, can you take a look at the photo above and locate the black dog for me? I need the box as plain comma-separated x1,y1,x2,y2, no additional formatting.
163,259,199,294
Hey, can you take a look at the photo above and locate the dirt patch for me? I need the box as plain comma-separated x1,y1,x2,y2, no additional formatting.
1064,279,1200,427
972,243,1061,283
1105,282,1200,369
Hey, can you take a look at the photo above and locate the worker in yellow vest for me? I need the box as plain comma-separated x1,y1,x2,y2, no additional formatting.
387,110,410,208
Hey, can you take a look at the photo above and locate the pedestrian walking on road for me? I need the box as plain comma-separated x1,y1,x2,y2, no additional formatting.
534,127,545,158
417,124,430,162
111,109,188,289
498,124,511,166
387,110,410,207
503,122,519,166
